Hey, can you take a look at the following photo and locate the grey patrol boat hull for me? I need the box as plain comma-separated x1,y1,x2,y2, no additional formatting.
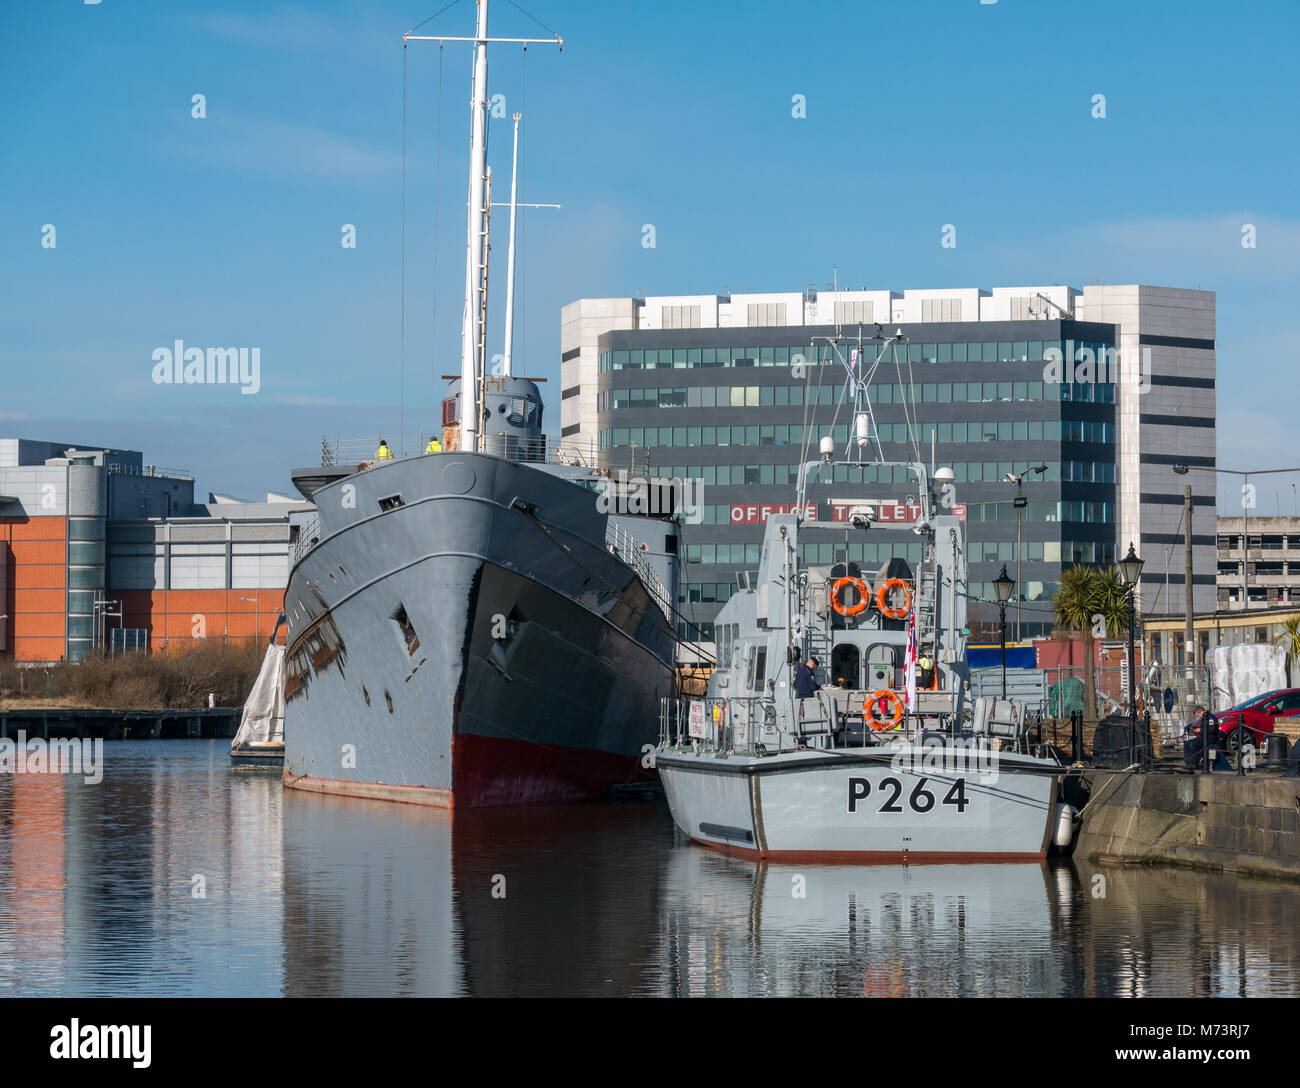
657,745,1061,862
282,452,676,807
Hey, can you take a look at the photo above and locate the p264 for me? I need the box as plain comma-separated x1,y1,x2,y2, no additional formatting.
847,776,970,814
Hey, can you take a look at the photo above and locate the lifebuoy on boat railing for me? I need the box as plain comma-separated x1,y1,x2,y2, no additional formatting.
831,576,869,616
875,578,911,619
868,689,905,730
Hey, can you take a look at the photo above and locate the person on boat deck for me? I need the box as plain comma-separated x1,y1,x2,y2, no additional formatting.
794,656,820,698
375,439,394,460
425,436,442,453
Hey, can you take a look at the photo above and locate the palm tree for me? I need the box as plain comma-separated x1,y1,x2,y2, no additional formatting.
1092,567,1133,641
1054,566,1099,722
1275,615,1300,686
1053,565,1133,722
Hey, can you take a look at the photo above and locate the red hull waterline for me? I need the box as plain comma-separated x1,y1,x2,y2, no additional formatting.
689,836,1047,865
283,733,652,809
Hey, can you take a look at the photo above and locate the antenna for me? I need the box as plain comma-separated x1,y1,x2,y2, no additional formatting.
494,112,560,378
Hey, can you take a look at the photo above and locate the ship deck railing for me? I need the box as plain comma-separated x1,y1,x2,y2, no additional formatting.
606,522,673,621
658,693,1049,759
660,693,887,758
316,434,620,471
292,512,321,566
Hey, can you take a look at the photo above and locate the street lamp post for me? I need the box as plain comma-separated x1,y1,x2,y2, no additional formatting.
1119,542,1145,767
1004,464,1046,643
1174,463,1300,612
240,594,261,640
993,565,1015,699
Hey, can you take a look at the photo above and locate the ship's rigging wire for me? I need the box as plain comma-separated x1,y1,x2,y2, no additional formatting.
893,339,924,466
431,44,444,417
400,43,408,453
516,45,526,381
504,0,562,39
403,4,464,447
407,0,466,37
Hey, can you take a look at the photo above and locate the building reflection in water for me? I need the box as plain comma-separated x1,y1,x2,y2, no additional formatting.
0,742,286,996
1068,858,1300,998
0,774,66,991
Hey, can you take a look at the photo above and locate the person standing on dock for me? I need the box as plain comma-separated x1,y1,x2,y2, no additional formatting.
375,439,394,460
425,436,442,453
795,656,820,698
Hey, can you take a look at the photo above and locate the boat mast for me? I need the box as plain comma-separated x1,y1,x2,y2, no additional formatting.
502,113,521,379
477,166,494,448
405,3,560,445
495,115,560,380
458,0,491,452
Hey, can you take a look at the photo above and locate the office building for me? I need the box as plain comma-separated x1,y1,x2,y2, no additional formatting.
561,285,1216,646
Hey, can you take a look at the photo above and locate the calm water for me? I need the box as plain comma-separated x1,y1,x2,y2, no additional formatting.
0,740,1296,997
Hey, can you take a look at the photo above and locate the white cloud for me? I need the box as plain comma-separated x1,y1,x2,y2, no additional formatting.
187,6,388,55
171,113,401,183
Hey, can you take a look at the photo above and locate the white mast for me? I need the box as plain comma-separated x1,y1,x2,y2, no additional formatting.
502,112,521,379
404,0,560,445
459,0,491,452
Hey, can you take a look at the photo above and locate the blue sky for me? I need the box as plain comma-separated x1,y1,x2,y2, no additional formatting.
3,0,1299,508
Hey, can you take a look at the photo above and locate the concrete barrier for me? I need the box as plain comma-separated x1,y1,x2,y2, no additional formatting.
1075,770,1300,882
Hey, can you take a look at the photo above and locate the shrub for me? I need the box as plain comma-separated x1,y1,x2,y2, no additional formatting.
0,639,268,709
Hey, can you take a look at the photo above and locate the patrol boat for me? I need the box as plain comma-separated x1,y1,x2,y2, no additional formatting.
281,1,679,807
655,333,1071,861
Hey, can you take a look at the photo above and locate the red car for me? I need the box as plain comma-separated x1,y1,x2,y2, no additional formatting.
1185,688,1300,751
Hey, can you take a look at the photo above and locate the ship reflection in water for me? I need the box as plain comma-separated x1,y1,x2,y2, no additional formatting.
0,741,1298,997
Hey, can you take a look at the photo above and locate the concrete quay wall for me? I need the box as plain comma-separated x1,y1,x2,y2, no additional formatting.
1075,771,1300,882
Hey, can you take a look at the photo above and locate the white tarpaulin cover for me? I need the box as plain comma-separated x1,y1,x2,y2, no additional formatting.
1209,643,1287,710
232,643,285,747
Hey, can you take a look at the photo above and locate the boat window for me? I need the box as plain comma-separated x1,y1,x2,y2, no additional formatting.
508,396,539,427
752,647,767,691
392,604,420,656
378,494,404,511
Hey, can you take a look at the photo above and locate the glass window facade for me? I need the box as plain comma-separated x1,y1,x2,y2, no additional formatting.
598,322,1119,640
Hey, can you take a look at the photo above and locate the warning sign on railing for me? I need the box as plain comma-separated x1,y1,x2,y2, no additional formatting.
688,702,707,738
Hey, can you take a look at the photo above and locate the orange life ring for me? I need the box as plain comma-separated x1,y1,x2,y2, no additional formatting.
831,576,869,617
868,689,905,730
876,578,911,619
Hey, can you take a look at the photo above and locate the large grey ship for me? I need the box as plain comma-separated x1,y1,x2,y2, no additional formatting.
281,1,680,807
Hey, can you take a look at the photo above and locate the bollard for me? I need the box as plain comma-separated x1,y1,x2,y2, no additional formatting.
1264,733,1291,771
